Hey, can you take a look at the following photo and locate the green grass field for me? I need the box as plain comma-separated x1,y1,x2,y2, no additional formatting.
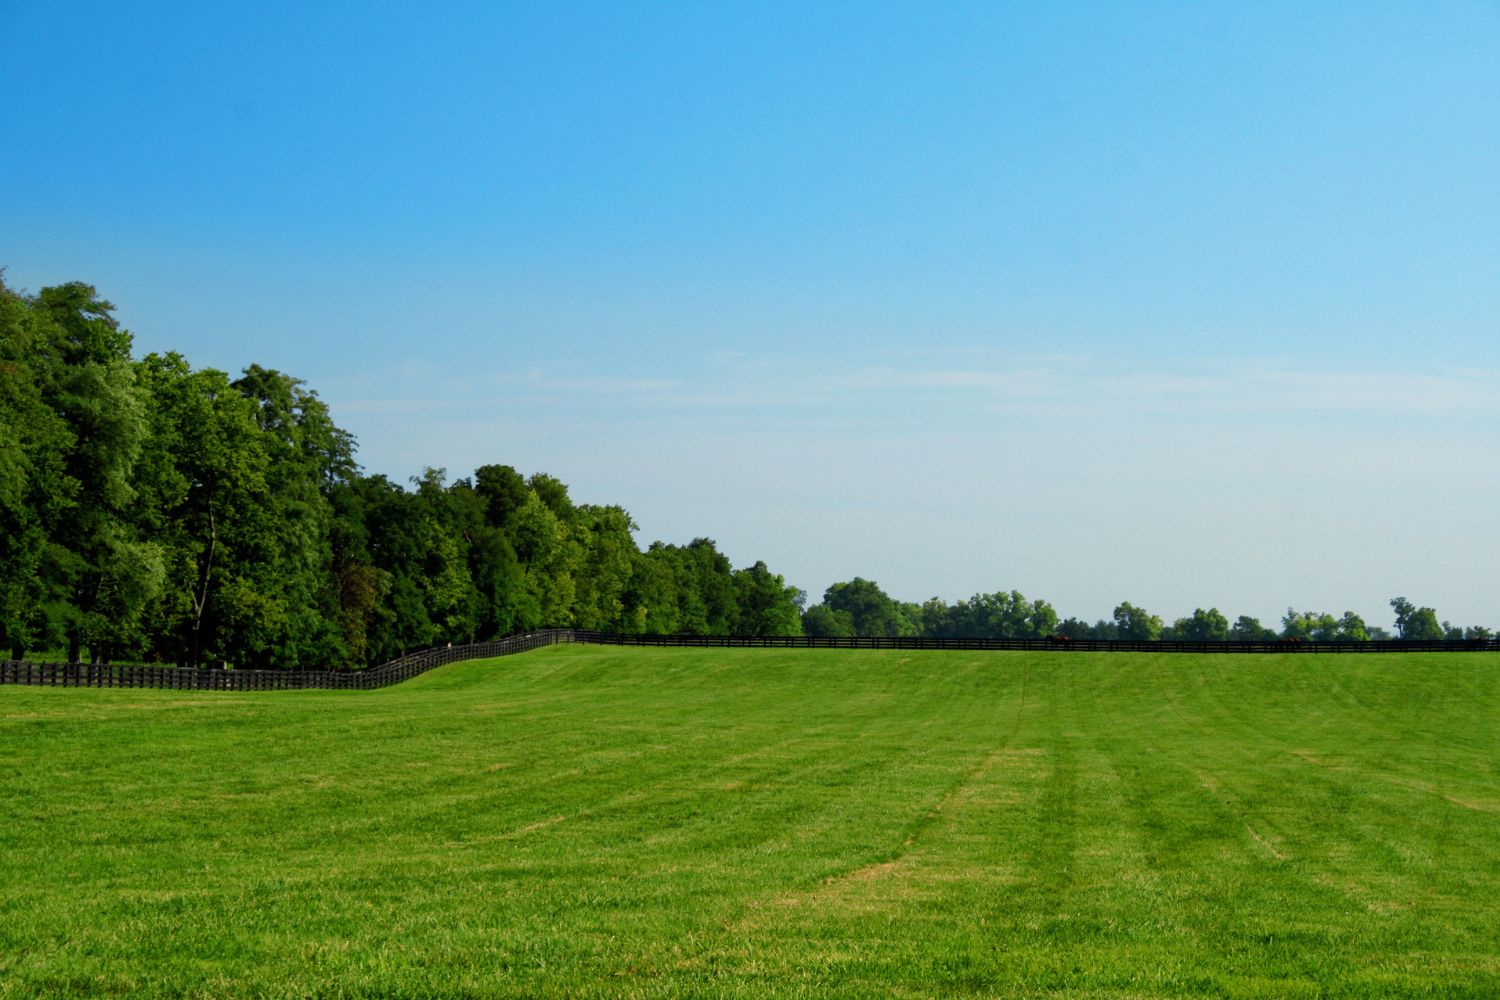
3,646,1498,998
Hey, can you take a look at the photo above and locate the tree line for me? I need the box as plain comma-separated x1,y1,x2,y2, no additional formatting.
4,277,1489,669
0,278,802,668
801,579,1493,642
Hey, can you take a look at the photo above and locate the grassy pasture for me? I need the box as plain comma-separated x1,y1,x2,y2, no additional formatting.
2,646,1498,998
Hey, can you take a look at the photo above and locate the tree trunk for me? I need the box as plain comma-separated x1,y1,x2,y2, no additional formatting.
189,509,217,670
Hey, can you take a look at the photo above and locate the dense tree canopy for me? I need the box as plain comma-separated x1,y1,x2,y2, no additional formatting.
801,589,1484,644
2,275,1491,663
0,276,804,667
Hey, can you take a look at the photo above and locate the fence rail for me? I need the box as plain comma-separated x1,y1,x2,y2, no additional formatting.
0,631,573,692
572,632,1500,655
2,631,1496,692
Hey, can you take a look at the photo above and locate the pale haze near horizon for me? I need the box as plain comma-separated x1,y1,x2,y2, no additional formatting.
2,2,1496,631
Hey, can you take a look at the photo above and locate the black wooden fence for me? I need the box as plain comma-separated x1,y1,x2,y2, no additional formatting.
0,631,573,692
571,632,1500,655
2,630,1496,692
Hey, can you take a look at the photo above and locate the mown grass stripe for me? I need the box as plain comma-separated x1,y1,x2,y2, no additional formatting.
2,646,1497,998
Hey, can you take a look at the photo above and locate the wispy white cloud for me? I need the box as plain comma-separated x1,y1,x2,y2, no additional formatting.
545,374,685,394
1094,364,1500,417
822,367,1065,394
335,397,469,416
330,355,1500,430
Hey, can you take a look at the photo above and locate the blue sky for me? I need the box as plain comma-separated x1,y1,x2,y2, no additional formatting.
3,1,1497,628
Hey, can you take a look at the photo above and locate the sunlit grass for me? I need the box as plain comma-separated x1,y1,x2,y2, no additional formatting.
3,646,1497,997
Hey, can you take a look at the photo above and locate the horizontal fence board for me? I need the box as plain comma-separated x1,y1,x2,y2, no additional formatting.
1,631,1494,693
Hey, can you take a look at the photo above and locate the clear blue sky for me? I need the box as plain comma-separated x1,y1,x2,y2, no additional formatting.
4,1,1497,629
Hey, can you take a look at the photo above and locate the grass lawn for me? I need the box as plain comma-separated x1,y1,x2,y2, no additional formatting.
2,646,1498,998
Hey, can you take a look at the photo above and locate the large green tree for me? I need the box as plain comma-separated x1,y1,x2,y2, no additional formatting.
820,578,905,637
1390,597,1443,640
1112,602,1163,641
801,604,854,637
945,590,1057,639
624,542,683,634
0,275,829,663
1173,607,1230,641
732,562,803,637
133,354,273,666
572,505,637,631
222,365,353,667
0,279,73,658
31,284,162,662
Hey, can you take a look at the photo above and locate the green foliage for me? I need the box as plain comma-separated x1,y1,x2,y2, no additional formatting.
807,579,951,638
801,603,854,637
819,577,905,637
1270,609,1374,642
1112,601,1163,641
0,278,73,658
572,505,637,630
225,365,351,667
1391,596,1444,640
133,354,275,665
1335,611,1370,642
731,561,804,636
1054,616,1095,640
1170,607,1229,641
801,585,1492,644
624,544,681,633
5,280,790,665
0,275,811,664
942,590,1058,639
21,282,162,662
1281,608,1337,641
1230,614,1275,641
5,274,1494,664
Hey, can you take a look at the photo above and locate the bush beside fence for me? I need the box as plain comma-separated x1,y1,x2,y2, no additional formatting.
2,630,1496,692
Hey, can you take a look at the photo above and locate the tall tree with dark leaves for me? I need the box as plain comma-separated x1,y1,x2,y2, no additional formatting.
624,542,682,633
821,578,904,637
573,505,638,631
945,590,1057,639
350,474,435,660
681,538,738,634
731,561,803,637
31,284,161,662
133,354,271,666
1112,601,1163,642
0,279,73,658
0,275,822,663
443,474,522,640
1172,607,1230,641
510,485,581,627
227,365,353,667
1390,597,1444,640
410,468,480,643
325,479,391,666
